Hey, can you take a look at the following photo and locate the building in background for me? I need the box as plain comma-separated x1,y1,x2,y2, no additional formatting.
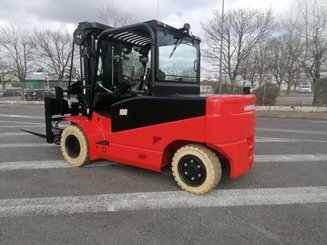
25,71,49,90
24,70,69,91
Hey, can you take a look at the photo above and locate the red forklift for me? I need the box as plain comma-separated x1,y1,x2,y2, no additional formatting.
45,20,256,195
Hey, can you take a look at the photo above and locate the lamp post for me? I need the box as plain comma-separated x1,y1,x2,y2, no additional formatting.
218,0,225,95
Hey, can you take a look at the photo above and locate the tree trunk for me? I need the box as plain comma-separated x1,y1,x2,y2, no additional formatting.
286,82,291,96
20,80,25,101
312,79,319,105
286,73,293,96
277,82,282,91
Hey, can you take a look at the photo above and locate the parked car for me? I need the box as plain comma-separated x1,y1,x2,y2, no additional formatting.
25,89,55,101
299,84,311,93
1,88,21,97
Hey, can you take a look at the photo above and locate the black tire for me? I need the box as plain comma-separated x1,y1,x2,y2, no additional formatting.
61,125,89,167
171,144,221,195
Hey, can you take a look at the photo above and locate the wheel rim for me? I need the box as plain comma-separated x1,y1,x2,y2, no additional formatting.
65,135,81,158
178,155,207,187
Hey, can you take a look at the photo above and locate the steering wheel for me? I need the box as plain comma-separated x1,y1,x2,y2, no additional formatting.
115,75,135,94
121,75,135,86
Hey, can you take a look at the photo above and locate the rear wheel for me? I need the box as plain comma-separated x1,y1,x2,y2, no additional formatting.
61,125,89,167
171,144,221,195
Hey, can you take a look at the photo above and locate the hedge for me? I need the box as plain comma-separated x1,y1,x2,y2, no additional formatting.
213,83,244,94
253,83,279,106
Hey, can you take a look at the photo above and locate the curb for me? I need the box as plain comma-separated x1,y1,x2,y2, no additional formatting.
256,106,327,112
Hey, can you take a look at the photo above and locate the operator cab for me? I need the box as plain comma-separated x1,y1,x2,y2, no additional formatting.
94,21,201,98
67,20,201,118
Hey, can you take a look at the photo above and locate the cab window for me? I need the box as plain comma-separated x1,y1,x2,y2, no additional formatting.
157,30,199,83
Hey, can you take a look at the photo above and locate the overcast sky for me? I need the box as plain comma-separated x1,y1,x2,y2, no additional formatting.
0,0,293,36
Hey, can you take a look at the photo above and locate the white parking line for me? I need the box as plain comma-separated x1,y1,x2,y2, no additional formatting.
0,186,326,217
0,132,30,137
0,120,44,125
257,127,327,135
0,125,44,128
256,137,327,143
1,154,326,171
0,143,53,148
0,160,67,170
307,120,327,124
0,160,108,170
256,137,301,143
0,114,44,119
256,154,327,162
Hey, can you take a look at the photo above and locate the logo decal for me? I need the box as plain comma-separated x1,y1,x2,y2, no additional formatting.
244,105,255,111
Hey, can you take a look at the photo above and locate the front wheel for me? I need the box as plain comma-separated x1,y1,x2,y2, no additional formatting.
61,125,89,167
171,144,221,195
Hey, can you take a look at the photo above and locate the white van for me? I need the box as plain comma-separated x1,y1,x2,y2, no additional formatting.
299,84,311,93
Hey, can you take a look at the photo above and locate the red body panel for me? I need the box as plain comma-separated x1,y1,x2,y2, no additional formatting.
205,95,256,178
65,94,256,178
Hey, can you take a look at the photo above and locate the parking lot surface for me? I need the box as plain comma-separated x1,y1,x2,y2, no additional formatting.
0,104,326,244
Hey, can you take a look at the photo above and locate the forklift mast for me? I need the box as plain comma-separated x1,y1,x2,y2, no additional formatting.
72,22,113,108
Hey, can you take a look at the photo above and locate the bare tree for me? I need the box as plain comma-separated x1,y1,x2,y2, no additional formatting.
0,58,7,90
202,8,275,86
0,58,14,90
239,56,257,87
239,39,274,90
239,36,275,89
0,25,34,98
253,40,273,87
97,0,136,27
282,32,302,95
269,37,288,91
32,29,73,87
287,0,327,104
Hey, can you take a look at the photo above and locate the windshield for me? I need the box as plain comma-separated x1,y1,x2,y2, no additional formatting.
158,31,199,83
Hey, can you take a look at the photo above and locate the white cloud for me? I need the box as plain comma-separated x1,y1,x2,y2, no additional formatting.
0,0,294,36
229,0,292,13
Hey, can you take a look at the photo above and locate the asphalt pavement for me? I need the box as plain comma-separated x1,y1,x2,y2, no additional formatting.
0,104,326,244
